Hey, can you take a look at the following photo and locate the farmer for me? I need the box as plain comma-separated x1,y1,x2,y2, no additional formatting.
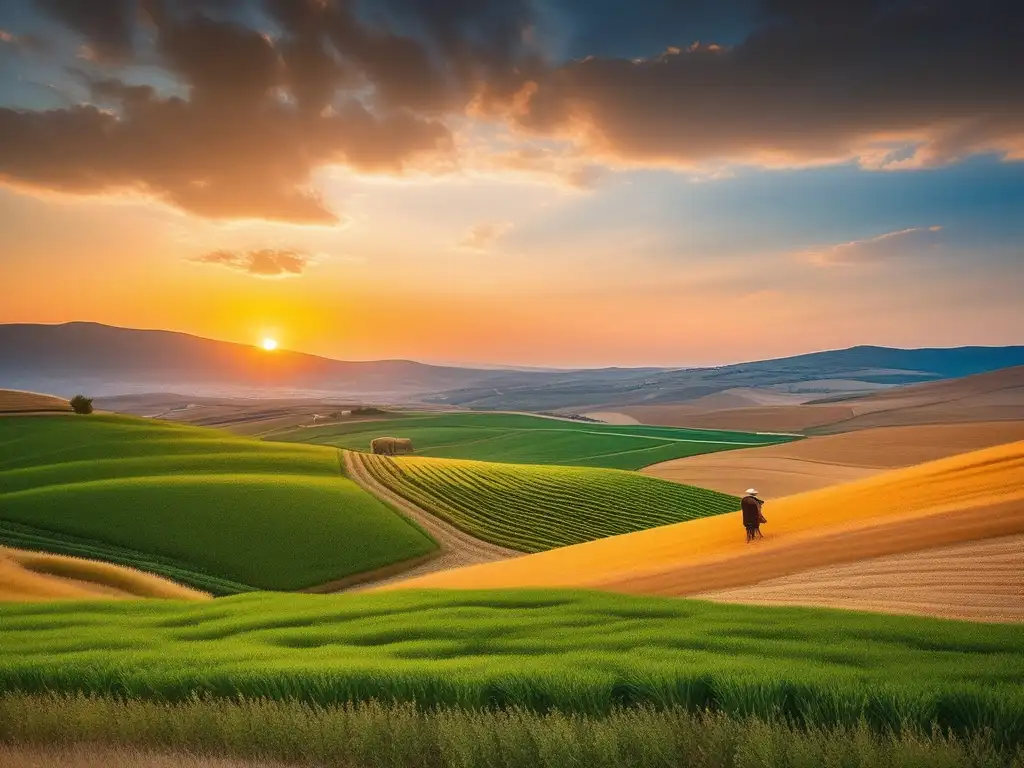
741,488,766,543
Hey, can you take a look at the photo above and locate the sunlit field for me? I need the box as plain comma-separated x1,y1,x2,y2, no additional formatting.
1,590,1021,745
354,452,739,551
272,412,796,470
0,416,436,593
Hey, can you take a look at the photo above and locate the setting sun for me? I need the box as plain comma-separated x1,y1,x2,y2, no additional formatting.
261,338,278,351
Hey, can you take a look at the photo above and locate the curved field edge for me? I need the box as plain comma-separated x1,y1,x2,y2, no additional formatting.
0,546,211,601
352,452,740,552
0,590,1021,744
271,412,799,471
0,696,1018,768
0,519,253,596
0,415,439,593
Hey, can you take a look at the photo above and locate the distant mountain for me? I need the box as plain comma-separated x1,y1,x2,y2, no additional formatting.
426,344,1024,410
0,322,507,399
3,323,1022,407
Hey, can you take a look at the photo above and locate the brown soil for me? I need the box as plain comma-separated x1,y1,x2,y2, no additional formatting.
699,534,1024,623
621,366,1024,435
643,421,1024,497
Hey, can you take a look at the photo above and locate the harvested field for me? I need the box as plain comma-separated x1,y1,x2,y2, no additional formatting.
387,441,1024,598
621,366,1024,434
699,534,1024,623
0,389,69,414
0,546,210,601
643,421,1024,497
619,404,853,433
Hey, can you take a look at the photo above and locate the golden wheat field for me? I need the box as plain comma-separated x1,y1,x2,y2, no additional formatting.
386,441,1024,606
643,421,1024,497
0,547,210,602
698,534,1024,623
0,389,70,414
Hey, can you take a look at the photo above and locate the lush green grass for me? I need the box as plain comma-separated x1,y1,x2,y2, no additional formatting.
0,590,1021,746
272,412,796,470
355,452,739,551
3,694,1020,768
0,415,437,593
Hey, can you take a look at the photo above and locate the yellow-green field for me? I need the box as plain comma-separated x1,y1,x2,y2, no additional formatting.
0,415,436,594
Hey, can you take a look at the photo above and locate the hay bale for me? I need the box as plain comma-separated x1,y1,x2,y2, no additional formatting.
371,437,398,455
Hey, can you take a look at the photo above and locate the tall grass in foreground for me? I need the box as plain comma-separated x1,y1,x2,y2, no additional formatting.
1,693,1021,768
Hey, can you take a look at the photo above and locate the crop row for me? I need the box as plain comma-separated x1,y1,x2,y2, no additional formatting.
355,452,739,552
0,520,254,596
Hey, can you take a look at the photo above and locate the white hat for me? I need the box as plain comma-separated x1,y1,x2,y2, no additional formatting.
745,488,758,496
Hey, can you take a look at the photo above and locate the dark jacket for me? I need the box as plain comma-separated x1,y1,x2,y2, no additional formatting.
741,495,764,527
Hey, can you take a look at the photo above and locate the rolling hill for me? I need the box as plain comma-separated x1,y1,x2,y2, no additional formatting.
272,411,795,470
4,322,1023,411
0,546,210,602
618,365,1024,434
0,414,437,593
0,389,70,414
426,345,1024,410
384,441,1024,610
351,451,739,552
643,421,1024,497
0,322,505,399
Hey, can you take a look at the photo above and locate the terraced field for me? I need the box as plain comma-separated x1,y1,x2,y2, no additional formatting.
353,452,739,552
273,412,794,471
0,415,437,594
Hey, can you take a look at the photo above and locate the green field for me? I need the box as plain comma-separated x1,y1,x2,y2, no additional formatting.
0,415,436,593
2,694,1015,768
0,591,1021,744
355,452,739,551
272,412,795,470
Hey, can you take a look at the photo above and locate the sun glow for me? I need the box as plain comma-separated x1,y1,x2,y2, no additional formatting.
261,338,278,351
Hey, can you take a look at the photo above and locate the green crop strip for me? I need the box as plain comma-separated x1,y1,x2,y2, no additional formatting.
355,452,739,551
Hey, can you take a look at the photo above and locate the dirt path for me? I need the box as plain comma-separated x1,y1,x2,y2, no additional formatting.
341,450,520,590
698,534,1024,623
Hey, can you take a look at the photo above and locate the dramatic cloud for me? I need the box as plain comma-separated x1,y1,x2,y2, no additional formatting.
190,247,313,277
479,0,1024,172
804,226,944,267
0,0,1021,223
0,0,531,222
459,221,514,252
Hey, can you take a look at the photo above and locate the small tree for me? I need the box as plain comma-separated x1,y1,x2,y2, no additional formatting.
69,394,94,415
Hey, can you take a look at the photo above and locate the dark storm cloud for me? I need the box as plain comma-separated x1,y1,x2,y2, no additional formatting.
190,247,312,276
0,0,1021,223
36,0,136,60
482,0,1024,171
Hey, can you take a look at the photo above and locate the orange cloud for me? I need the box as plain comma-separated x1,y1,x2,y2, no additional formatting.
189,248,315,277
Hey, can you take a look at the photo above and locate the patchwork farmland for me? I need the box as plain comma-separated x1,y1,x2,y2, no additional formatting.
0,415,437,594
353,451,739,552
272,411,795,470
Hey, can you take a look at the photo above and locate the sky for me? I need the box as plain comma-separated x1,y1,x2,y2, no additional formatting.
0,0,1022,368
